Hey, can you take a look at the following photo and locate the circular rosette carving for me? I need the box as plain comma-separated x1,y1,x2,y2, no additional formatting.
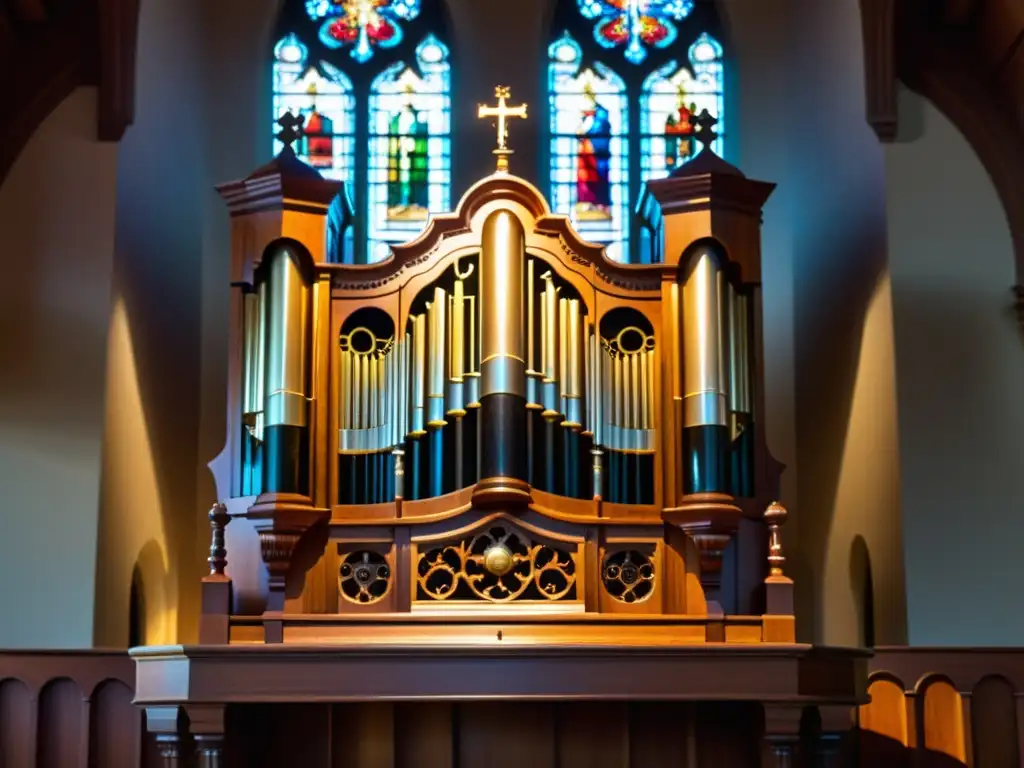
602,550,655,604
339,551,391,604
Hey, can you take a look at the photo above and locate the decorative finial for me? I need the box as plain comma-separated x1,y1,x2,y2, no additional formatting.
207,502,231,577
687,108,719,152
763,500,788,577
477,85,528,173
275,111,306,152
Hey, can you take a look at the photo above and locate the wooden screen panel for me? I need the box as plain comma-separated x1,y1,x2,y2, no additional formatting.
36,678,84,768
921,679,966,762
555,702,629,768
458,702,555,768
628,701,693,767
332,702,394,768
0,678,33,768
89,679,139,768
971,676,1019,768
394,703,453,768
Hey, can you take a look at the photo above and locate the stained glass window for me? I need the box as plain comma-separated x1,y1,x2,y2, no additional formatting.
640,32,723,181
578,0,695,65
547,1,725,264
548,32,630,262
273,34,357,182
306,0,422,63
366,35,451,262
274,1,451,264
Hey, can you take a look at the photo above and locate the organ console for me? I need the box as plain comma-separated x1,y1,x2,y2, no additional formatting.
206,92,787,644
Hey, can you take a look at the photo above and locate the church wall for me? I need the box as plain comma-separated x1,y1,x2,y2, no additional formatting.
92,0,214,646
0,88,118,647
723,0,907,646
884,88,1024,646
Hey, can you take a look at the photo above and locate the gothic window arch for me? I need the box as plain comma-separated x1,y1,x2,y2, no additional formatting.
273,0,453,264
547,0,726,263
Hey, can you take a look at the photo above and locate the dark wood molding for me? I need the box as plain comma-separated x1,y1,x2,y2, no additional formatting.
0,0,140,186
859,0,899,142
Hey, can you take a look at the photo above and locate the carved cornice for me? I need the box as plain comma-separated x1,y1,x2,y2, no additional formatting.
327,172,669,294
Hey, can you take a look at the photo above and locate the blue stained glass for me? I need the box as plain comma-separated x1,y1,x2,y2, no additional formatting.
272,34,356,181
367,34,451,262
548,32,629,262
306,0,422,63
576,0,694,65
640,32,724,180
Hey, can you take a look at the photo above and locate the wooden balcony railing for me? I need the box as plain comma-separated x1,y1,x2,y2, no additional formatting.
0,650,153,767
859,647,1024,767
2,645,1022,766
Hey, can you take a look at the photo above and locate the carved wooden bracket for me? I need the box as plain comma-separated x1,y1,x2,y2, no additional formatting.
248,493,329,613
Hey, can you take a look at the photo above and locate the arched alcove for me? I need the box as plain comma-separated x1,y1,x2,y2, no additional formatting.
37,678,85,768
0,678,33,766
849,535,876,648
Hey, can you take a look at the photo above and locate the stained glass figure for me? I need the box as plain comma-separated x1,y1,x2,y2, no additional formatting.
368,34,451,262
578,0,694,65
273,33,356,181
306,0,422,63
640,32,723,181
386,85,430,217
549,32,629,261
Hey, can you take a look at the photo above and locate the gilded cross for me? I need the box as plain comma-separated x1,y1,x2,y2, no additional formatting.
478,86,528,172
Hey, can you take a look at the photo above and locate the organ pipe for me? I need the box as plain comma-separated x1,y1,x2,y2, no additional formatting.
475,209,529,503
262,245,311,495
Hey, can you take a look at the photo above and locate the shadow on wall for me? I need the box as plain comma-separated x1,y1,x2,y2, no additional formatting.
849,535,875,648
131,539,173,646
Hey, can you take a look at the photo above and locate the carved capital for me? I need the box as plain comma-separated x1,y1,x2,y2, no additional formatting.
247,493,329,604
663,492,741,597
257,531,303,588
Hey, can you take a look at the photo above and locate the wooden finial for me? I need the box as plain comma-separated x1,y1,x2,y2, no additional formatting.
764,500,788,577
275,111,306,151
207,502,231,577
687,108,719,152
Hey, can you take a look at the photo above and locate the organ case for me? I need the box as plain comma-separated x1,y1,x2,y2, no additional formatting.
208,138,787,645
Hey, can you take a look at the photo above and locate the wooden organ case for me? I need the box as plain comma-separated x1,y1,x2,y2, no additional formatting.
132,106,867,767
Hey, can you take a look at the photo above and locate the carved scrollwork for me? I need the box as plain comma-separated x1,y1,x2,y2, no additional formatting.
416,524,577,602
339,551,391,604
602,549,655,603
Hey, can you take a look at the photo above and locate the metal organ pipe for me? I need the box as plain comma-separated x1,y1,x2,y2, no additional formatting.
474,209,529,504
681,248,729,495
262,245,311,495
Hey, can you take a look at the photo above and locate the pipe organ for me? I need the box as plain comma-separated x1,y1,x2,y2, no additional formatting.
211,122,787,649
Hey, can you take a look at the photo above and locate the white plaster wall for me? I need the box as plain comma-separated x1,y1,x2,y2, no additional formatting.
885,87,1024,645
0,88,118,648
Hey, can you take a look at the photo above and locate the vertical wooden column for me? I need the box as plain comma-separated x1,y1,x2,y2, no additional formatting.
146,706,184,768
187,705,227,768
763,705,802,768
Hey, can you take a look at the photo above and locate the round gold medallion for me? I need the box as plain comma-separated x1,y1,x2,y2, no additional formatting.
483,544,514,576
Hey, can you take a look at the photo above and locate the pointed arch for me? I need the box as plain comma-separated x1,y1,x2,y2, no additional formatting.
545,0,728,264
272,0,454,264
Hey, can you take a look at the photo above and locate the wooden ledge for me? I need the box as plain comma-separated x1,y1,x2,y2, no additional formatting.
130,642,869,706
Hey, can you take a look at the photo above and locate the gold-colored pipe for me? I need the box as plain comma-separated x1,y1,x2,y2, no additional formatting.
369,352,379,445
613,351,624,430
582,323,593,436
640,349,650,431
242,291,259,418
427,287,447,428
359,351,369,431
480,209,526,398
558,296,568,418
411,314,427,437
448,281,466,417
670,282,682,404
527,257,536,374
646,348,656,429
729,289,752,424
565,299,582,429
542,272,556,382
717,270,732,414
629,351,640,430
264,247,310,428
401,334,411,438
464,292,481,409
255,281,266,438
682,250,727,428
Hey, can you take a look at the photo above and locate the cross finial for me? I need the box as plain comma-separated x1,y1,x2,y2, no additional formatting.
687,108,719,152
478,85,528,173
276,111,306,151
